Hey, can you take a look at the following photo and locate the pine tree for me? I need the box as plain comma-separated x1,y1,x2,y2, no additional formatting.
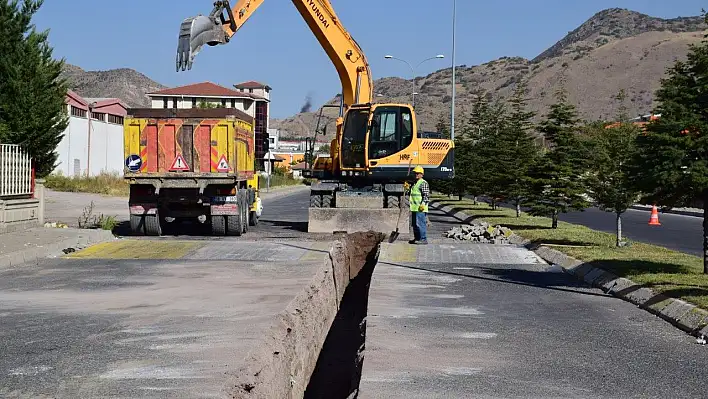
474,98,509,209
586,90,643,246
0,0,69,177
497,80,540,217
526,88,590,228
632,13,708,272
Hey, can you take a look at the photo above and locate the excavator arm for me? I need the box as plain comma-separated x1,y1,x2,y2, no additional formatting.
177,0,373,108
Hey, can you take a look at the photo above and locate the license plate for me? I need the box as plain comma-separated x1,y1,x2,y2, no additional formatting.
212,196,238,203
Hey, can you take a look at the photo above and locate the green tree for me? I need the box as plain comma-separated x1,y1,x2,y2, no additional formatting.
497,80,540,216
0,0,69,177
585,91,643,246
474,98,509,209
526,88,590,228
435,112,451,140
632,13,708,272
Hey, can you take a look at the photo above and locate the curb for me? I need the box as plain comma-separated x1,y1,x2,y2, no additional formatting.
630,204,703,218
0,228,116,268
430,200,708,340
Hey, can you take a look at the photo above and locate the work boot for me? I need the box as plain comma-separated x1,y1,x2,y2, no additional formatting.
408,239,417,244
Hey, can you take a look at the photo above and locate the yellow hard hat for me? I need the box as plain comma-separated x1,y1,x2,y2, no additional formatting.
412,165,424,174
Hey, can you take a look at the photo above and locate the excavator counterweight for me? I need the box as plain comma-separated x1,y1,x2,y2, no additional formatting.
177,0,454,235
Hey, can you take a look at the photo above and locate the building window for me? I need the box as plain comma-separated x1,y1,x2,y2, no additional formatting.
221,99,226,107
249,88,254,93
231,99,236,108
172,98,177,109
91,112,105,121
163,98,168,109
192,97,197,108
108,114,124,125
70,106,87,118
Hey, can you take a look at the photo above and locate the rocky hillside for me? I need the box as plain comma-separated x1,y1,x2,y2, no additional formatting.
61,64,165,107
271,8,707,139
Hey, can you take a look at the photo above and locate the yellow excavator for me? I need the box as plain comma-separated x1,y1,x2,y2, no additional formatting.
177,0,454,234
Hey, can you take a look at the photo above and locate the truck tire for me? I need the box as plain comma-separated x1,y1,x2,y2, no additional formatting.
130,215,145,235
386,195,399,209
310,194,322,208
226,214,242,236
212,215,226,236
144,214,162,236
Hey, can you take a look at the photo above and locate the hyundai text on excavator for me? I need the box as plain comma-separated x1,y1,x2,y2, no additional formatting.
176,0,454,234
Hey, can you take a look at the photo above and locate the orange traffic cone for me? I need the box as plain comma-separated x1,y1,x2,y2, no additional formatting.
648,205,661,226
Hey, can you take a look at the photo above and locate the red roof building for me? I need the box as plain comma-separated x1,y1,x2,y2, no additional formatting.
147,81,272,169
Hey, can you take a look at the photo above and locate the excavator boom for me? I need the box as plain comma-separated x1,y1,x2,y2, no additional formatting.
177,0,372,108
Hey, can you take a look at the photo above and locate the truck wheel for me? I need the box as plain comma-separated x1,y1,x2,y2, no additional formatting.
212,215,226,236
386,196,399,209
249,211,258,226
130,215,145,235
144,214,162,236
401,194,410,209
310,194,322,208
227,214,242,236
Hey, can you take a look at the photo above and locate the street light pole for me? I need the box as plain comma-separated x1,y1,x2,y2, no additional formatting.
384,54,445,108
451,0,457,141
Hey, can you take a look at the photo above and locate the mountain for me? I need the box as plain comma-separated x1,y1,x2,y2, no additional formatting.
271,8,707,140
60,64,166,107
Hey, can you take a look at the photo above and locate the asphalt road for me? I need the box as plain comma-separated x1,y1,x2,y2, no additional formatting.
360,206,708,398
0,187,329,399
560,207,703,256
468,197,704,256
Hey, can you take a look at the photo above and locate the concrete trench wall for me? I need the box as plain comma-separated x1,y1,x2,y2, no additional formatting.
224,231,385,399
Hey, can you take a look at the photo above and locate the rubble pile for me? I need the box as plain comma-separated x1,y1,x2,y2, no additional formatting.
445,222,513,244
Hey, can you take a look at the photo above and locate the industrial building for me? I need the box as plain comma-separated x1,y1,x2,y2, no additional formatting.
53,90,128,177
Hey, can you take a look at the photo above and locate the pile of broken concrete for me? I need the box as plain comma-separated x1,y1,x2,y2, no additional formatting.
445,222,513,244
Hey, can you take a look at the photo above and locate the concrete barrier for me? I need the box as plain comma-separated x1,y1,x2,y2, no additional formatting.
223,231,385,399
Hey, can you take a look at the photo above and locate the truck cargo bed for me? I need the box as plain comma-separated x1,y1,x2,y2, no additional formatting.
123,108,255,180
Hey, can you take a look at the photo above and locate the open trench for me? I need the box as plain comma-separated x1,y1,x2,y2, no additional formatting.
225,231,386,399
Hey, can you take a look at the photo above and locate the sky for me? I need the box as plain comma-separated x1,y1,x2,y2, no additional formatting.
32,0,706,119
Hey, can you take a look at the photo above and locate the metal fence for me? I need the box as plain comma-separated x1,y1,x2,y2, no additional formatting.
0,144,33,197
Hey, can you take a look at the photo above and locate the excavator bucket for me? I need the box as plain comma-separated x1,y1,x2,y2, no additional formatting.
176,14,229,72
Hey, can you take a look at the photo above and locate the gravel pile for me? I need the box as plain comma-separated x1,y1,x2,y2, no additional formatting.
445,222,513,244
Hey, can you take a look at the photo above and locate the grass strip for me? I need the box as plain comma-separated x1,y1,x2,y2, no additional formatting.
44,172,304,197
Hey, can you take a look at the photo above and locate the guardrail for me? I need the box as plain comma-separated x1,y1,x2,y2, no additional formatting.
0,144,33,198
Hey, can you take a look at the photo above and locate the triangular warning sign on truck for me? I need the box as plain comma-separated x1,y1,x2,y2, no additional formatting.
216,155,230,172
170,153,190,171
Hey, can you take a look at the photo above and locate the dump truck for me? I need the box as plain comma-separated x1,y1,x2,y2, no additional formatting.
123,107,262,236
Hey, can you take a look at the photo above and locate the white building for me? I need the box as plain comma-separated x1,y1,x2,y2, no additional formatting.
54,90,128,177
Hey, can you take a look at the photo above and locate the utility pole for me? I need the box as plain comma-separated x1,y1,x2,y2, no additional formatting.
451,0,457,141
